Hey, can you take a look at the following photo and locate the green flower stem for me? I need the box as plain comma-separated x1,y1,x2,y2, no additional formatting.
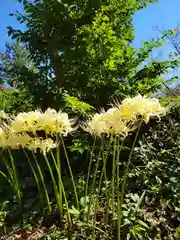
117,121,142,240
87,136,104,221
50,150,71,225
31,152,52,213
3,157,18,195
6,149,21,210
0,169,13,190
111,136,117,217
116,136,124,240
0,170,8,181
23,150,43,208
94,135,113,223
103,135,113,223
2,157,13,182
56,138,63,219
61,136,79,211
43,154,62,218
60,176,72,231
91,136,113,239
24,149,52,214
91,137,105,239
84,137,96,221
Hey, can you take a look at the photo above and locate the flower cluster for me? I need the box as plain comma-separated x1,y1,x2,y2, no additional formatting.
85,94,166,137
118,94,166,123
0,95,166,152
0,108,74,154
85,108,132,137
28,138,57,156
9,108,74,136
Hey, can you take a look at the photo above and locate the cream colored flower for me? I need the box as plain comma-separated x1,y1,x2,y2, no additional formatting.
85,95,166,136
144,97,166,122
118,94,166,123
104,108,133,136
0,128,57,154
85,108,131,137
9,108,74,136
10,110,41,133
0,127,5,138
0,129,33,149
27,137,57,155
37,108,74,136
0,127,7,148
2,108,73,154
85,111,110,136
0,110,8,120
7,133,32,149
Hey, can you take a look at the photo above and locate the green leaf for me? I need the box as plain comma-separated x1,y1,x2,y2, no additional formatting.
137,220,149,229
68,206,80,216
80,196,89,207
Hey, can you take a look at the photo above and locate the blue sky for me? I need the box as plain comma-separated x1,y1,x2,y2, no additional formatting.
0,0,180,56
0,0,24,51
133,0,180,61
134,0,180,48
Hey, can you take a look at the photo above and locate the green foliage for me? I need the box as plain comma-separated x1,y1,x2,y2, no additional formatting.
0,41,58,110
40,231,68,240
160,96,180,106
175,226,180,238
0,89,33,113
4,0,178,109
0,41,38,86
0,98,180,239
1,1,180,239
0,201,8,229
64,95,95,116
127,107,180,239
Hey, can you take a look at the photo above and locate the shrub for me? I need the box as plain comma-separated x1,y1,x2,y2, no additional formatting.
0,89,33,113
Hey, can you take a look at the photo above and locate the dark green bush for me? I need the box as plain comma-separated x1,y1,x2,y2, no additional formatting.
125,100,180,239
